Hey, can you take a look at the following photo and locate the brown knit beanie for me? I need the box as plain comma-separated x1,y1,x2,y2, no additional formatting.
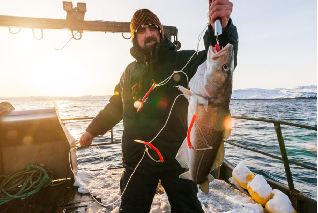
130,9,164,41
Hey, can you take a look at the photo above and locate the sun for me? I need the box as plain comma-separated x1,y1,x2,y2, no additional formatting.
2,28,95,97
30,51,90,97
4,28,127,97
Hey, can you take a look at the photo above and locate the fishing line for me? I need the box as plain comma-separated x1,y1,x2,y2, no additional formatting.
149,94,184,144
196,23,209,54
156,70,189,87
195,123,213,151
69,145,146,209
133,21,213,180
158,22,210,86
67,136,122,209
180,22,209,72
55,32,78,51
188,99,213,150
68,22,212,209
135,93,186,162
137,70,189,112
138,22,210,111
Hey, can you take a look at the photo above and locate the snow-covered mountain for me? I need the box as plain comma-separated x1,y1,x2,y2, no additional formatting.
1,86,316,100
232,85,317,100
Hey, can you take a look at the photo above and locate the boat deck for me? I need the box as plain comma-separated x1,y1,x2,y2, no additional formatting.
0,175,266,213
0,178,95,213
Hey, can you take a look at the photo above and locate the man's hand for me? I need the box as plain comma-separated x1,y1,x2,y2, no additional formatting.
209,0,233,30
79,132,94,147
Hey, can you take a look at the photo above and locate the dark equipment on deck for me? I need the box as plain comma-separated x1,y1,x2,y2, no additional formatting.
0,108,77,178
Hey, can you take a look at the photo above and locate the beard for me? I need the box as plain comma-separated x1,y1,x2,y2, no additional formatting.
143,36,159,52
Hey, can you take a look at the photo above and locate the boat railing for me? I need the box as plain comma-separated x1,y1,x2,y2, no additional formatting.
61,115,317,197
227,116,317,195
62,116,116,145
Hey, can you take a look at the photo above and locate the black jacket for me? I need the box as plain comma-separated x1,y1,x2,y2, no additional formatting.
87,19,238,172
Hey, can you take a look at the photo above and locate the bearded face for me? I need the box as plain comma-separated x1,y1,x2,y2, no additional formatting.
136,24,160,51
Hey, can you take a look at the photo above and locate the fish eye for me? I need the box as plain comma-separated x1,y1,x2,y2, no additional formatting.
222,64,230,72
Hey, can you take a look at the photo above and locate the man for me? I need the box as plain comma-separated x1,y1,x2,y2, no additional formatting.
80,1,238,212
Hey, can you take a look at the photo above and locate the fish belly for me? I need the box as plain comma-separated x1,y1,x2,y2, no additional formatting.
188,104,227,184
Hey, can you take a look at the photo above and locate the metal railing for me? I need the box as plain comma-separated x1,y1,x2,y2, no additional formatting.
62,117,114,143
227,116,317,193
61,115,317,194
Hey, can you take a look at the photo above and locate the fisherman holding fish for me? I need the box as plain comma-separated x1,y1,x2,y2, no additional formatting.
79,0,238,212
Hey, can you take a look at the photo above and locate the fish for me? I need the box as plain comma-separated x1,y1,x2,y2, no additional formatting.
176,43,234,194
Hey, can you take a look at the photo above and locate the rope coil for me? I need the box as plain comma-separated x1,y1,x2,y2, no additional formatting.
0,162,66,205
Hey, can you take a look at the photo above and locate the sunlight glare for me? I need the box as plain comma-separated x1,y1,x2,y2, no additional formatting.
30,52,90,96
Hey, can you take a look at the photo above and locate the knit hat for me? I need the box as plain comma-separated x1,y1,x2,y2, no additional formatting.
130,9,164,41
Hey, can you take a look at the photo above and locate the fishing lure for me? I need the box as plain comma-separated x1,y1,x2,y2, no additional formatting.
134,140,164,162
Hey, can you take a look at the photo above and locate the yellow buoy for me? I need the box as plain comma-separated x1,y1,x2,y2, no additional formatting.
247,175,273,206
232,162,255,189
265,189,297,213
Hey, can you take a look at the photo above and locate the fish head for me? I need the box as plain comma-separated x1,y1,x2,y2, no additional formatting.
204,44,234,96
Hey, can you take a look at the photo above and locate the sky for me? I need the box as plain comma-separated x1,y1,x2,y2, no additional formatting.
0,0,316,97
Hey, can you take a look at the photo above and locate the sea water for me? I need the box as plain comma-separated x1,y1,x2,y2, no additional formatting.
1,97,316,200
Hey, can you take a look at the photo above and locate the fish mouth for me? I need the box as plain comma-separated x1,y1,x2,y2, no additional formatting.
212,43,232,54
211,44,233,62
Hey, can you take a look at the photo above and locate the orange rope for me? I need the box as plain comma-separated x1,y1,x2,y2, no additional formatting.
137,85,154,112
144,142,164,162
134,140,164,162
187,114,196,149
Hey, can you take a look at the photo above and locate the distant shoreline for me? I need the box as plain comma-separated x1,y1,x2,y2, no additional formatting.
232,97,317,100
1,96,317,101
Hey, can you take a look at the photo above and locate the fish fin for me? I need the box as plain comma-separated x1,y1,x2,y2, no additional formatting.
209,141,225,173
223,128,231,140
208,174,214,182
199,179,210,195
175,138,189,169
223,115,232,139
204,100,208,112
179,171,192,180
177,86,191,100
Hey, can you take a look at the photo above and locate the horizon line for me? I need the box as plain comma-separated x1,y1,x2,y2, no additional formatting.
0,85,316,99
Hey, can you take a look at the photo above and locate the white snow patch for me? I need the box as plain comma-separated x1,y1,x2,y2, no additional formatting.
74,169,265,213
232,162,252,183
231,85,317,99
247,175,272,198
266,189,296,213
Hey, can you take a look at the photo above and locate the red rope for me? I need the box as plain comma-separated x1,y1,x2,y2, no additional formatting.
144,142,164,162
137,85,154,112
187,114,196,149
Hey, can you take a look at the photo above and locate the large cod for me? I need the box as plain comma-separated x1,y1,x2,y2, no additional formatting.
176,43,234,194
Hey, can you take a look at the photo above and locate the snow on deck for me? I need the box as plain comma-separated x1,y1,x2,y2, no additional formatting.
74,169,264,213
